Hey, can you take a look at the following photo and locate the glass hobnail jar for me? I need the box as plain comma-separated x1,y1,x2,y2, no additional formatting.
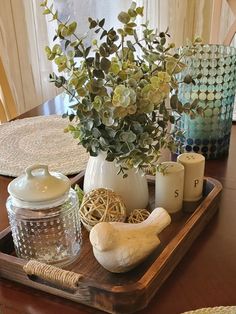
6,165,82,267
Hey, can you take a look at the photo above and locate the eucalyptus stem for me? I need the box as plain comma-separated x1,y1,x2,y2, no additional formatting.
62,84,80,103
44,4,93,81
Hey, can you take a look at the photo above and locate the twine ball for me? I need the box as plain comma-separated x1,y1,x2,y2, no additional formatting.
128,209,150,223
79,188,127,231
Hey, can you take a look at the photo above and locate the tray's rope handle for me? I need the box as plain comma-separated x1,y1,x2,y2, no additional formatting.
23,260,82,290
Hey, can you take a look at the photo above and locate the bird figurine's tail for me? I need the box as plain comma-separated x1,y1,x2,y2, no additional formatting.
141,207,171,235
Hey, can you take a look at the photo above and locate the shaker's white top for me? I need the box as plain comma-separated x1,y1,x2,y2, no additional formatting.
157,161,184,174
177,153,205,164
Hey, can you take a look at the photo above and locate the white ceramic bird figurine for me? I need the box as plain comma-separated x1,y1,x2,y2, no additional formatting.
89,207,171,273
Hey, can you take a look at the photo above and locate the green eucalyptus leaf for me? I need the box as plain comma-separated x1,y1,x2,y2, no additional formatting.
190,98,199,109
43,8,50,15
70,40,80,47
75,49,84,57
124,27,134,35
92,128,101,138
128,9,137,17
136,6,144,16
84,46,91,58
99,137,109,146
177,102,184,113
65,40,70,50
53,11,58,20
127,40,135,51
67,50,75,59
89,19,97,29
99,45,107,57
105,127,116,138
86,57,94,66
45,46,51,54
170,94,178,109
160,37,166,46
100,30,107,39
106,153,116,162
183,74,193,84
61,26,69,37
77,87,87,96
128,23,137,28
55,55,67,66
69,114,75,122
117,28,126,36
68,21,77,34
158,120,166,129
118,12,130,24
118,70,127,80
93,69,105,79
110,62,120,75
100,58,111,72
99,18,105,28
110,44,118,53
119,131,136,143
169,115,175,124
40,1,47,7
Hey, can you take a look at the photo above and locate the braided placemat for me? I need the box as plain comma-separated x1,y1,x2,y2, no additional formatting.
0,115,89,177
181,306,236,314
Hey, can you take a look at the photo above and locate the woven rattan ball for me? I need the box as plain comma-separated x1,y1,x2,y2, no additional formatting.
79,188,127,231
128,209,150,223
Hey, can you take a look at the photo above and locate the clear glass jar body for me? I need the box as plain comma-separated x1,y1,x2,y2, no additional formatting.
6,188,82,267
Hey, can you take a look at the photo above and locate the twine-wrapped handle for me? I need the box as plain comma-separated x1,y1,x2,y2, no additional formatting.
23,260,83,290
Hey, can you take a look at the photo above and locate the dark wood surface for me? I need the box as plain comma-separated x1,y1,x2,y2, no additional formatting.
1,94,236,314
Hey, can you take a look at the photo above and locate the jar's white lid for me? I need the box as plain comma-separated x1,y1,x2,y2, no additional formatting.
8,164,71,208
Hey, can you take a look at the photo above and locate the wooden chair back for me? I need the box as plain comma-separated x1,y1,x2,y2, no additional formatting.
211,0,236,45
0,56,17,122
224,0,236,45
223,0,236,46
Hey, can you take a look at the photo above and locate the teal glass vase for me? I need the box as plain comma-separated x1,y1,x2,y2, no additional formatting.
176,45,236,159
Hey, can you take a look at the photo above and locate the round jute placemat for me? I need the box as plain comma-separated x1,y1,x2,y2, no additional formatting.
181,306,236,314
0,115,89,177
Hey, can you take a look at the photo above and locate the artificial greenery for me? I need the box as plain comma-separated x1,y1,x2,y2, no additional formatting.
74,184,84,205
41,0,202,175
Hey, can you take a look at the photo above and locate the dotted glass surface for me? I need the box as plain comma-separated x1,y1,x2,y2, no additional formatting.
7,188,82,267
176,45,236,159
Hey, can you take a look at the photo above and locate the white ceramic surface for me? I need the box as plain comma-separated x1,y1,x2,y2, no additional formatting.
83,153,149,213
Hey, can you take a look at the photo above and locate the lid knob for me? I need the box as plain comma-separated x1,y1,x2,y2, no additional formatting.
26,164,50,179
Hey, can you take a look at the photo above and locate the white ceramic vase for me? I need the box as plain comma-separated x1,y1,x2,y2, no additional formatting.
83,153,149,213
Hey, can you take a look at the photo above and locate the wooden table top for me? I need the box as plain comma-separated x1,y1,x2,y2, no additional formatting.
1,94,236,314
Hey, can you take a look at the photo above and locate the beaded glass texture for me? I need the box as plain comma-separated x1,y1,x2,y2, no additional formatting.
176,45,236,159
7,188,82,267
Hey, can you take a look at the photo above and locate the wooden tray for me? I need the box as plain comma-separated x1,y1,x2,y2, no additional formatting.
0,175,222,314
